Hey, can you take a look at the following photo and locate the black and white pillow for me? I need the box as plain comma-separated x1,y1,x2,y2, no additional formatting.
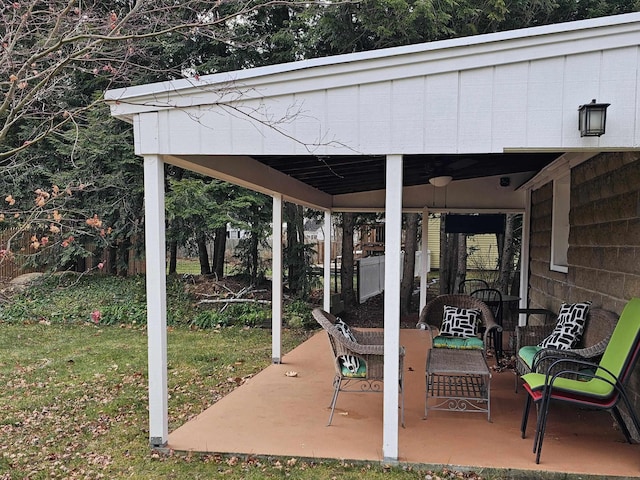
440,305,482,338
538,302,591,350
335,318,357,342
339,354,361,374
334,319,362,374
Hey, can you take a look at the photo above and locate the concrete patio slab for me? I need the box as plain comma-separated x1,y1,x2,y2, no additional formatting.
168,329,640,477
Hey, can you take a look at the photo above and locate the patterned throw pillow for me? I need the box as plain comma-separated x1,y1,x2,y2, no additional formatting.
538,302,591,350
440,305,482,338
335,318,357,342
339,354,366,377
334,319,364,376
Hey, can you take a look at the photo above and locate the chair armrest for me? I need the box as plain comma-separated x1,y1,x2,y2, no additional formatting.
416,322,438,342
341,338,385,356
524,357,607,389
568,334,611,359
482,318,503,352
532,332,611,371
542,357,614,387
531,348,583,371
347,329,405,357
352,329,384,345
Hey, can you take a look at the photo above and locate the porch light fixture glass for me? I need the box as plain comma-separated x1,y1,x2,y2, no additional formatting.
578,99,610,137
429,176,453,187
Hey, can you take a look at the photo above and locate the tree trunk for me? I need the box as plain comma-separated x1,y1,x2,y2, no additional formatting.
400,213,419,315
76,256,86,273
455,234,467,292
340,212,356,307
197,235,211,275
285,203,306,296
119,237,131,277
168,239,178,275
212,226,227,279
439,214,467,294
439,215,449,294
497,213,516,294
249,233,260,285
166,167,184,276
108,246,117,275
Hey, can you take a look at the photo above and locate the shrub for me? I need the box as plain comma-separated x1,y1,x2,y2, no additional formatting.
284,299,314,329
0,274,196,327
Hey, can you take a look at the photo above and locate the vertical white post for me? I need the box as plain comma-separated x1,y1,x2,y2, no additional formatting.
323,210,332,312
144,155,168,448
383,154,403,462
419,207,430,312
272,194,283,363
519,191,532,324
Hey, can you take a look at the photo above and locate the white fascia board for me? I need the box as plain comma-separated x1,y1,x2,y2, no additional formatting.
105,13,640,120
164,155,332,210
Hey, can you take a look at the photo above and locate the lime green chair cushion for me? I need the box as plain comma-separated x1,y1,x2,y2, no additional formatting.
519,345,541,369
522,372,614,397
433,335,484,350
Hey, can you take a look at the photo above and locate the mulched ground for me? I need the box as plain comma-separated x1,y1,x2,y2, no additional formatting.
338,293,420,329
181,274,418,329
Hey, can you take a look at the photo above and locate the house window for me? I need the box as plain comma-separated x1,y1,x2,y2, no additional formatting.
550,173,570,273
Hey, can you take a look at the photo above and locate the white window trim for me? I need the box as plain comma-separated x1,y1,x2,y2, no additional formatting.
550,172,570,273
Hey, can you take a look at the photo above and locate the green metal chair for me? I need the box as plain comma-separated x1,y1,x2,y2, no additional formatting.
520,297,640,464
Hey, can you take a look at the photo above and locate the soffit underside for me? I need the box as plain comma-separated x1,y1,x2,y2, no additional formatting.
251,152,563,196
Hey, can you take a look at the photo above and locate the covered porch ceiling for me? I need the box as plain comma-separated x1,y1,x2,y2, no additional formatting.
252,152,562,196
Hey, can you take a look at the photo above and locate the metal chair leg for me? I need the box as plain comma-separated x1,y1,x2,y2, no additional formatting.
400,378,405,428
520,392,532,438
327,377,341,426
534,389,553,464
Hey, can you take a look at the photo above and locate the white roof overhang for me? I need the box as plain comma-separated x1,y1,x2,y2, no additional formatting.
106,12,640,211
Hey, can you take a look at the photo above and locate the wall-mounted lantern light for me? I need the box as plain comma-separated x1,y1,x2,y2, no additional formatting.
428,176,453,187
578,99,610,137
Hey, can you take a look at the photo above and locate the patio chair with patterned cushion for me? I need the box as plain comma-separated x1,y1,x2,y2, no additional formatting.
312,308,405,426
515,305,618,392
416,294,501,355
521,297,640,464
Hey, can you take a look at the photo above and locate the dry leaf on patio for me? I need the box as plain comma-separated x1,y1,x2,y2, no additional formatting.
284,371,298,377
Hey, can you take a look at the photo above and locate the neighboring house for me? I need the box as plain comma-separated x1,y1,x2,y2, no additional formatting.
425,215,501,271
302,218,323,242
106,13,640,460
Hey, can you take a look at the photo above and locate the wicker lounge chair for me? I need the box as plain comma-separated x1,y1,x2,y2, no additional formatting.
515,307,618,392
416,294,501,355
312,308,405,426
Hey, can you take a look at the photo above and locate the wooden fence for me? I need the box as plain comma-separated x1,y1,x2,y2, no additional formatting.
0,228,38,281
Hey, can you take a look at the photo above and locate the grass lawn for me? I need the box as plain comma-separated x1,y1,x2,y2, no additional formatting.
0,275,493,479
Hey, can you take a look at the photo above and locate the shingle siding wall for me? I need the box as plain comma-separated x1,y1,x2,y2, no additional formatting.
528,151,640,434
